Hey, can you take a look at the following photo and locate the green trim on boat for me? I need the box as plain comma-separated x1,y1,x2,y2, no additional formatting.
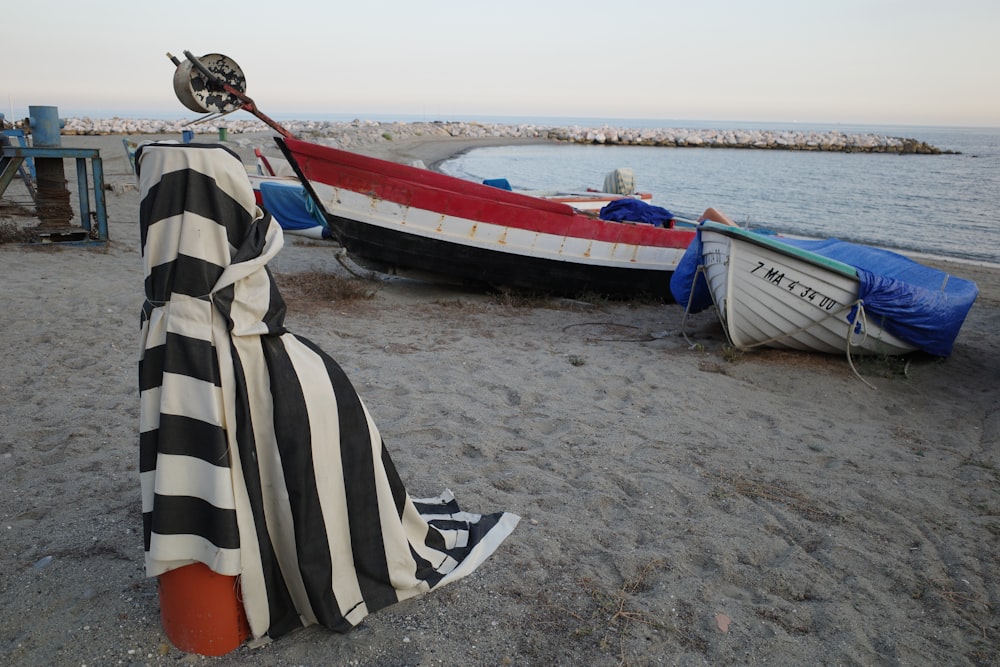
699,221,859,280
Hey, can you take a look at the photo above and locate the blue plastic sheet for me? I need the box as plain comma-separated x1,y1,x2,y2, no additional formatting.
670,225,979,357
669,230,712,311
259,181,331,237
599,199,675,227
483,178,513,191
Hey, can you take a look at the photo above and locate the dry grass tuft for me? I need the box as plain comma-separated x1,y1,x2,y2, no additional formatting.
578,559,708,661
850,353,914,379
698,359,729,374
431,298,494,313
707,471,847,524
273,270,377,314
488,287,610,312
720,344,744,363
0,219,35,244
527,558,695,664
431,288,605,315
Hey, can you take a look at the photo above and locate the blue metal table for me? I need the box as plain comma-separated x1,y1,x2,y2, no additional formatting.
0,144,109,242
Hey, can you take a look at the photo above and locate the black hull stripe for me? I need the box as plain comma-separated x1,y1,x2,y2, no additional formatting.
327,213,673,299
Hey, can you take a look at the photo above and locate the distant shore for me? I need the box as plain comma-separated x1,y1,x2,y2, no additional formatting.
15,116,954,154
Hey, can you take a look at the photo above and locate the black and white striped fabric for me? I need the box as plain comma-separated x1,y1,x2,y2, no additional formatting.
136,142,518,641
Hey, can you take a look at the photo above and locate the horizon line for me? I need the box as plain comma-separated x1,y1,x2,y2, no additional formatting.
3,108,997,131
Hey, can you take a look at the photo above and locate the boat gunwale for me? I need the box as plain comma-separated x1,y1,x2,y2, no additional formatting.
698,221,860,280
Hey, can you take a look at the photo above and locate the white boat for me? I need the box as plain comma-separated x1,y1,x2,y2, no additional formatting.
485,168,654,212
671,222,978,357
247,150,331,239
514,188,653,212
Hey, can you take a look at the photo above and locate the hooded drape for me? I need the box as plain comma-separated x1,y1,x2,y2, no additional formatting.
136,142,518,641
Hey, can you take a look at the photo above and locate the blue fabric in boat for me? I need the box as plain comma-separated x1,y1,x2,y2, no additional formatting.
483,178,512,190
260,181,330,236
802,239,979,357
670,225,979,357
669,229,712,311
599,199,674,227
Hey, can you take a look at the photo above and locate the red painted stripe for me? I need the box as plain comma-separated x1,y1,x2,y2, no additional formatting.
282,138,695,250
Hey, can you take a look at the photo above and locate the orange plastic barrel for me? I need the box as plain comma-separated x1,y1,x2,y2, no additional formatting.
158,562,250,656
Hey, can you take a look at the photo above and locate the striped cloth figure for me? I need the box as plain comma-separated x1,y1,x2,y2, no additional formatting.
136,142,518,641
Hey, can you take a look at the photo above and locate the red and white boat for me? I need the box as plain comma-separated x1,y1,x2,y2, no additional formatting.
166,50,695,297
276,137,696,298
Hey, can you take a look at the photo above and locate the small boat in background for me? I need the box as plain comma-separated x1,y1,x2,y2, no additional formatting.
257,179,331,239
276,137,697,298
493,185,654,212
249,149,331,239
671,222,979,357
248,147,297,204
483,168,654,212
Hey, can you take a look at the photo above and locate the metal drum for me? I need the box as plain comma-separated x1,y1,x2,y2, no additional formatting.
172,53,247,114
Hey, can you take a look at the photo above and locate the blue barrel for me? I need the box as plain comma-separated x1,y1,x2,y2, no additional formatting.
182,130,194,143
28,106,62,147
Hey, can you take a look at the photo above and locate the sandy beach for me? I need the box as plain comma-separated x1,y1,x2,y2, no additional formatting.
1,130,997,666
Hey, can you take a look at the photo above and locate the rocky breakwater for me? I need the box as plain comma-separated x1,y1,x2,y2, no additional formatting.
545,126,951,154
54,117,953,154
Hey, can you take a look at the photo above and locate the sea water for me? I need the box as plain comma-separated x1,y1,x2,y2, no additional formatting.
439,122,1000,267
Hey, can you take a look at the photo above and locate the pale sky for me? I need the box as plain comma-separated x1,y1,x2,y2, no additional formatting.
5,0,999,127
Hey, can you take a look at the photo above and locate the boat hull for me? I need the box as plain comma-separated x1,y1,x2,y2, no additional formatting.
324,204,676,294
699,225,917,355
276,137,695,298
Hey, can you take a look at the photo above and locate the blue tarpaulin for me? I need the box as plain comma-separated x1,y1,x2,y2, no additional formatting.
599,199,675,227
483,178,513,191
670,231,713,311
670,225,979,357
259,181,331,238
